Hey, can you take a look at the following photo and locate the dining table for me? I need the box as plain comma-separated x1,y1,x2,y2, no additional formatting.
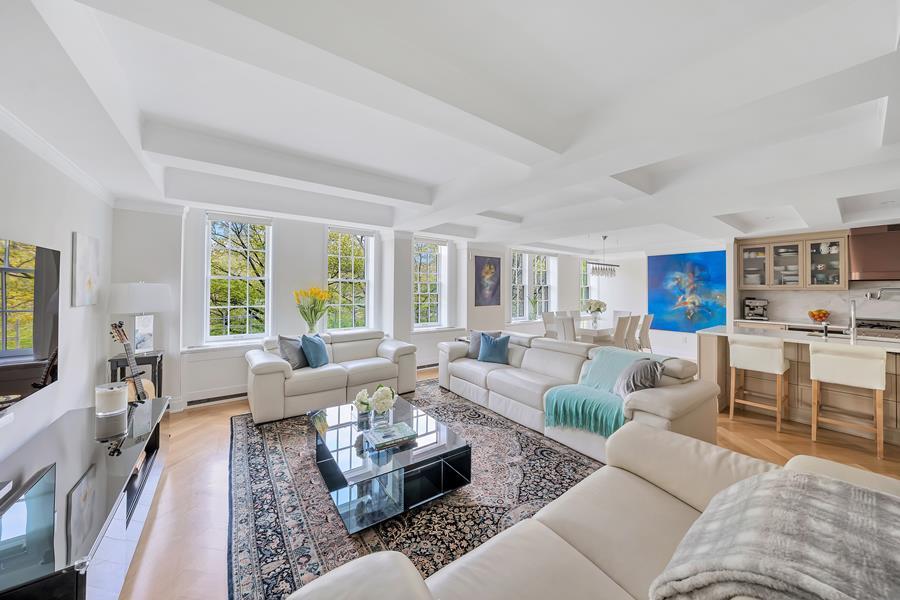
575,315,614,342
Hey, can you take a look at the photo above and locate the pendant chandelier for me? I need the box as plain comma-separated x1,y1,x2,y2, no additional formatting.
588,235,618,278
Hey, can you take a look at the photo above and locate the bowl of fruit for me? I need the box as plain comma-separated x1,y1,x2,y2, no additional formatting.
808,309,830,323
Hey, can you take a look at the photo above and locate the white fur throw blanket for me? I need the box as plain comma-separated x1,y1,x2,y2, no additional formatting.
650,470,900,600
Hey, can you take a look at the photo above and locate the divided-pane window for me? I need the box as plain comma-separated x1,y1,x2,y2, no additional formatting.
531,254,550,315
580,259,590,309
327,231,371,329
413,240,442,328
510,251,525,320
0,240,36,357
207,218,269,339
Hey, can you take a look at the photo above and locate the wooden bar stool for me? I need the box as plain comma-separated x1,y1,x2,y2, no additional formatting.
809,343,887,459
728,334,789,432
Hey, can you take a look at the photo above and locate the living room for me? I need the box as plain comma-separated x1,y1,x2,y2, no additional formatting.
1,2,900,599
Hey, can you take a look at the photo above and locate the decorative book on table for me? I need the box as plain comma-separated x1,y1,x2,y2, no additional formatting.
364,422,418,451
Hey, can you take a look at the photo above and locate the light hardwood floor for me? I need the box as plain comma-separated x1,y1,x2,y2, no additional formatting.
122,370,898,598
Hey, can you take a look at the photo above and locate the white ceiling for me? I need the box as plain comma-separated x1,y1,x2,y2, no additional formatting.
3,0,900,255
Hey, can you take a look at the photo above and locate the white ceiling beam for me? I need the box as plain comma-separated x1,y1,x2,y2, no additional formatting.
420,223,477,239
477,210,523,225
165,168,394,228
0,0,162,201
75,0,558,166
143,120,432,207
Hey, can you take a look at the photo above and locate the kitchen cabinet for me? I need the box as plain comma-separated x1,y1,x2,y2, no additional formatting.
737,232,848,291
805,237,847,290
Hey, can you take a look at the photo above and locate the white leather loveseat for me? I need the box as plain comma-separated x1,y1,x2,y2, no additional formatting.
244,329,416,424
289,423,900,600
438,334,719,461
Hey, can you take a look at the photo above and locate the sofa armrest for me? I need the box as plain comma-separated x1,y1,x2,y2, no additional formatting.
606,422,778,512
437,341,469,362
245,349,292,378
785,455,900,497
623,380,719,420
287,551,433,600
377,338,417,363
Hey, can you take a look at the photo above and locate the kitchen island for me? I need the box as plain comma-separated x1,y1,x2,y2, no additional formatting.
698,325,899,448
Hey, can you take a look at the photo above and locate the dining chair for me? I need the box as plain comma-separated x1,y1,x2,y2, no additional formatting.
638,314,654,352
612,310,631,323
567,310,581,318
541,312,558,339
591,316,629,347
624,315,641,350
557,316,577,342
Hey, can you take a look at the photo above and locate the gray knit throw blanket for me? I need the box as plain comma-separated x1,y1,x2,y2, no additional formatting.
650,470,900,600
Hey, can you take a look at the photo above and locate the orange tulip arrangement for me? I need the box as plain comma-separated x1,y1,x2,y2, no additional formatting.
294,287,332,334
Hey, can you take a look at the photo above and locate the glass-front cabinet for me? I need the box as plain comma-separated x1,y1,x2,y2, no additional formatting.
770,242,802,288
739,244,768,288
737,233,848,291
806,237,846,289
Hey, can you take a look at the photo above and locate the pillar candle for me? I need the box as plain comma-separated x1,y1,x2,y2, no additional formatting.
95,382,128,416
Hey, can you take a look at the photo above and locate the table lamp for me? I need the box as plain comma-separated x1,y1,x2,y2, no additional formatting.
109,282,172,352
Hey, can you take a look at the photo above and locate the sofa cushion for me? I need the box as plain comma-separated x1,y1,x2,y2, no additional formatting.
486,368,567,410
341,357,399,386
284,363,348,396
535,466,699,599
467,330,501,359
301,334,329,368
332,338,383,363
520,347,586,382
449,358,510,388
278,335,308,370
425,519,632,600
478,333,510,364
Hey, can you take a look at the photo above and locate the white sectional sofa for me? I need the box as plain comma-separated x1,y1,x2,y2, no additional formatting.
288,422,900,600
244,329,416,424
438,334,719,461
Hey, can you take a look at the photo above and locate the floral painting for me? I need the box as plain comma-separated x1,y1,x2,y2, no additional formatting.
474,255,501,306
647,250,726,333
72,232,100,307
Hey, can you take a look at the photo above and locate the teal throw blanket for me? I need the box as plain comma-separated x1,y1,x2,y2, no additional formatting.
545,347,666,437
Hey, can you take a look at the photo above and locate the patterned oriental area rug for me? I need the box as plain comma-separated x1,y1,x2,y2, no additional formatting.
228,380,601,600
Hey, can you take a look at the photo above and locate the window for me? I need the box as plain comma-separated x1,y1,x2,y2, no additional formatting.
510,250,552,321
0,240,35,357
206,217,270,340
511,251,525,320
580,259,590,311
327,230,371,329
413,240,444,328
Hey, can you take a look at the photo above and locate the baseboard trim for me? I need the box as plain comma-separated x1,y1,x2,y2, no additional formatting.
417,363,438,369
187,393,247,408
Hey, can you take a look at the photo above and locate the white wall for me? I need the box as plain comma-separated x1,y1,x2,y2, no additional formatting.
0,130,113,459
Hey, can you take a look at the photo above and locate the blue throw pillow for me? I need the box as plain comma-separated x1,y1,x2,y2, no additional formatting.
301,334,329,368
478,333,509,364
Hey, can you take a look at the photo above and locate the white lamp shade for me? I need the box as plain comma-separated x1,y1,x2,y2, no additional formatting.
109,282,172,314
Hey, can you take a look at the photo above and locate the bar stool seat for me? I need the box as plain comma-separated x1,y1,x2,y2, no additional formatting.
809,342,887,459
728,334,790,432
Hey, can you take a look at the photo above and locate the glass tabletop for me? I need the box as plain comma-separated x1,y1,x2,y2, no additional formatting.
311,396,468,487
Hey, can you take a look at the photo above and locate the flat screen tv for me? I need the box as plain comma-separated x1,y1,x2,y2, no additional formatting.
0,239,60,413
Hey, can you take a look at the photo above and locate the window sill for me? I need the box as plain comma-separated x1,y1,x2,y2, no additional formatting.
411,326,465,335
505,320,543,326
182,339,264,354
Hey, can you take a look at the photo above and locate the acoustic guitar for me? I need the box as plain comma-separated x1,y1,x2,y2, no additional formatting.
109,321,156,404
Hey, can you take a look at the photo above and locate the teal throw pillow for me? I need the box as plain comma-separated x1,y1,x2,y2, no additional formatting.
301,334,329,368
477,333,509,364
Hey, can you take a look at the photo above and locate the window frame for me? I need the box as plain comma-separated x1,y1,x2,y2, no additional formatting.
412,239,446,329
326,230,373,331
0,240,36,358
580,258,590,313
510,250,552,322
203,217,272,343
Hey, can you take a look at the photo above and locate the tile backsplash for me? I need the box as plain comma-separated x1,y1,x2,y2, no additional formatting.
740,281,900,325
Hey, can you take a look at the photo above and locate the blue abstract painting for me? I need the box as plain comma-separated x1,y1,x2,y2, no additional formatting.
647,251,727,333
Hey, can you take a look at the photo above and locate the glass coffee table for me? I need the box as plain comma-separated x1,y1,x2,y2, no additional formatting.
311,396,471,533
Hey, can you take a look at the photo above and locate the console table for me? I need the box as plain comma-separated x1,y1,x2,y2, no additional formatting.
109,350,164,396
0,397,169,600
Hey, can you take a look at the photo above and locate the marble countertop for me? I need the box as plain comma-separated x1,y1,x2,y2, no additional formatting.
733,318,850,329
698,325,900,353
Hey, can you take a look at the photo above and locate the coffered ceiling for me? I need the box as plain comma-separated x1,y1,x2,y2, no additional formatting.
3,0,900,255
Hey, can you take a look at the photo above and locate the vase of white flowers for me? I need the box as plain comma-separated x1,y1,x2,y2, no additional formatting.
353,388,373,428
372,384,396,428
584,299,607,327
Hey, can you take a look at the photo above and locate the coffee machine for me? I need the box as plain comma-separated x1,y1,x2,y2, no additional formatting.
743,298,768,321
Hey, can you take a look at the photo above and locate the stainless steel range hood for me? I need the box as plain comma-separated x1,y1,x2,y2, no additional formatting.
849,225,900,281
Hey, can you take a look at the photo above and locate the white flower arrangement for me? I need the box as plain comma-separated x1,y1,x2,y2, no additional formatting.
584,299,607,314
372,385,396,414
353,388,373,414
